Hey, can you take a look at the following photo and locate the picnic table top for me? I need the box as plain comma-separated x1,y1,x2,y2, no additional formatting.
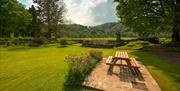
114,51,129,59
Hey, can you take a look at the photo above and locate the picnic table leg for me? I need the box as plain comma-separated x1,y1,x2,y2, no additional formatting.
126,60,136,75
108,58,117,72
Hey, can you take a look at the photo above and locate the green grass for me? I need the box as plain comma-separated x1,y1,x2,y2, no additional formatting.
0,42,180,91
130,51,180,91
117,40,154,50
0,44,115,91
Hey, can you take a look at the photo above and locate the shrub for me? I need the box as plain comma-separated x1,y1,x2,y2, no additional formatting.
89,49,103,61
29,37,45,46
59,38,68,45
64,54,87,85
64,50,102,86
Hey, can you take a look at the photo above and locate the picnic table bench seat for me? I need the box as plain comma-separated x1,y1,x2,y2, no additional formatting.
106,56,113,64
130,58,141,76
130,58,140,68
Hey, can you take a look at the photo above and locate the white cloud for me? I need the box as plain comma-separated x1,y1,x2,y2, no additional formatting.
18,0,119,26
65,0,118,26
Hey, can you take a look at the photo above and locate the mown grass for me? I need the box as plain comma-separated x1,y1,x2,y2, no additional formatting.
0,41,180,91
129,51,180,91
0,44,115,91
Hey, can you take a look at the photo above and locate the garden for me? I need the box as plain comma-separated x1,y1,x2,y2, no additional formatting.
1,0,180,91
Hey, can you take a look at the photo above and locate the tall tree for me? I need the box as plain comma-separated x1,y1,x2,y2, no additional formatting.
0,0,31,37
28,5,41,37
115,0,180,42
33,0,66,38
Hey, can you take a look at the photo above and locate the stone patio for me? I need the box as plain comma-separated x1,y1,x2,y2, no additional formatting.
83,58,161,91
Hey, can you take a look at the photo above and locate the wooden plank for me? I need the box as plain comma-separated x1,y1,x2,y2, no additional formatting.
126,52,129,58
119,52,121,57
122,52,125,58
115,52,119,57
120,52,122,58
106,56,113,64
114,51,129,59
130,58,140,67
108,56,112,63
132,58,139,67
106,56,110,63
107,56,111,64
124,52,128,58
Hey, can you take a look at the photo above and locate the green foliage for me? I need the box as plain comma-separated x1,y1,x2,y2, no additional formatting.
59,38,68,45
28,5,42,37
159,38,172,45
63,23,136,38
115,0,177,38
29,37,45,46
118,40,154,50
89,50,103,61
0,0,32,37
64,50,102,86
33,0,66,38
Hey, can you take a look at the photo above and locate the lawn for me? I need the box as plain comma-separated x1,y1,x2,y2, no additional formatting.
0,43,180,91
0,44,115,91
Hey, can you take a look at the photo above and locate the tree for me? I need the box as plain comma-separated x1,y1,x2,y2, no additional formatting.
115,0,180,42
33,0,66,39
0,0,32,37
28,5,41,37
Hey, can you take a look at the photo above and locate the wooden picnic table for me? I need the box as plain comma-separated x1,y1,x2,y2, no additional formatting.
106,51,140,75
112,51,131,67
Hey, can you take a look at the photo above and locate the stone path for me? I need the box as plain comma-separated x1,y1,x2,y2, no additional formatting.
83,58,161,91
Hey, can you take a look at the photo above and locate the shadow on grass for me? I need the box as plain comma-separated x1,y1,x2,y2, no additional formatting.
130,51,180,86
6,44,57,51
57,45,68,48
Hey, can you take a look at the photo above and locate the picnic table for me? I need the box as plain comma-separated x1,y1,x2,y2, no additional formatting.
106,51,140,75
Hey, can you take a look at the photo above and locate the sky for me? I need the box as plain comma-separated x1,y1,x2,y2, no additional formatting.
18,0,119,26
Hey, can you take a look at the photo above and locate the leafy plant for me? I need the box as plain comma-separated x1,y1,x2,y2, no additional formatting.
64,50,102,86
29,37,45,46
59,38,68,45
89,49,103,61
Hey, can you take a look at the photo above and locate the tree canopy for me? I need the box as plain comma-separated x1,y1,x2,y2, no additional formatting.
33,0,66,38
115,0,180,42
0,0,32,37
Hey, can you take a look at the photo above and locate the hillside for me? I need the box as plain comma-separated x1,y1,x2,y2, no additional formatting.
62,22,134,38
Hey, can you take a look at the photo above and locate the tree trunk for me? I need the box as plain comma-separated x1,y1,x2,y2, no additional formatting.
116,30,121,43
172,0,180,42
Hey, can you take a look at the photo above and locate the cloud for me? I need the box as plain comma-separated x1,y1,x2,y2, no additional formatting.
18,0,119,26
65,0,118,26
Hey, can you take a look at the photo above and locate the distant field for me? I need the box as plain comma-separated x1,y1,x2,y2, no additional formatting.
0,42,179,91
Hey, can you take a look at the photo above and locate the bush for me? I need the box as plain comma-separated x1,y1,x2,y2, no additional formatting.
59,38,68,45
89,49,103,61
64,50,102,86
29,37,45,46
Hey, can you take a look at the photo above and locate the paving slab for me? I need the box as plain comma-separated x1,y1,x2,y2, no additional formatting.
83,58,161,91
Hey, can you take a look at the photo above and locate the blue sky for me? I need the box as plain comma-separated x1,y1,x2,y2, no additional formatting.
18,0,119,26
